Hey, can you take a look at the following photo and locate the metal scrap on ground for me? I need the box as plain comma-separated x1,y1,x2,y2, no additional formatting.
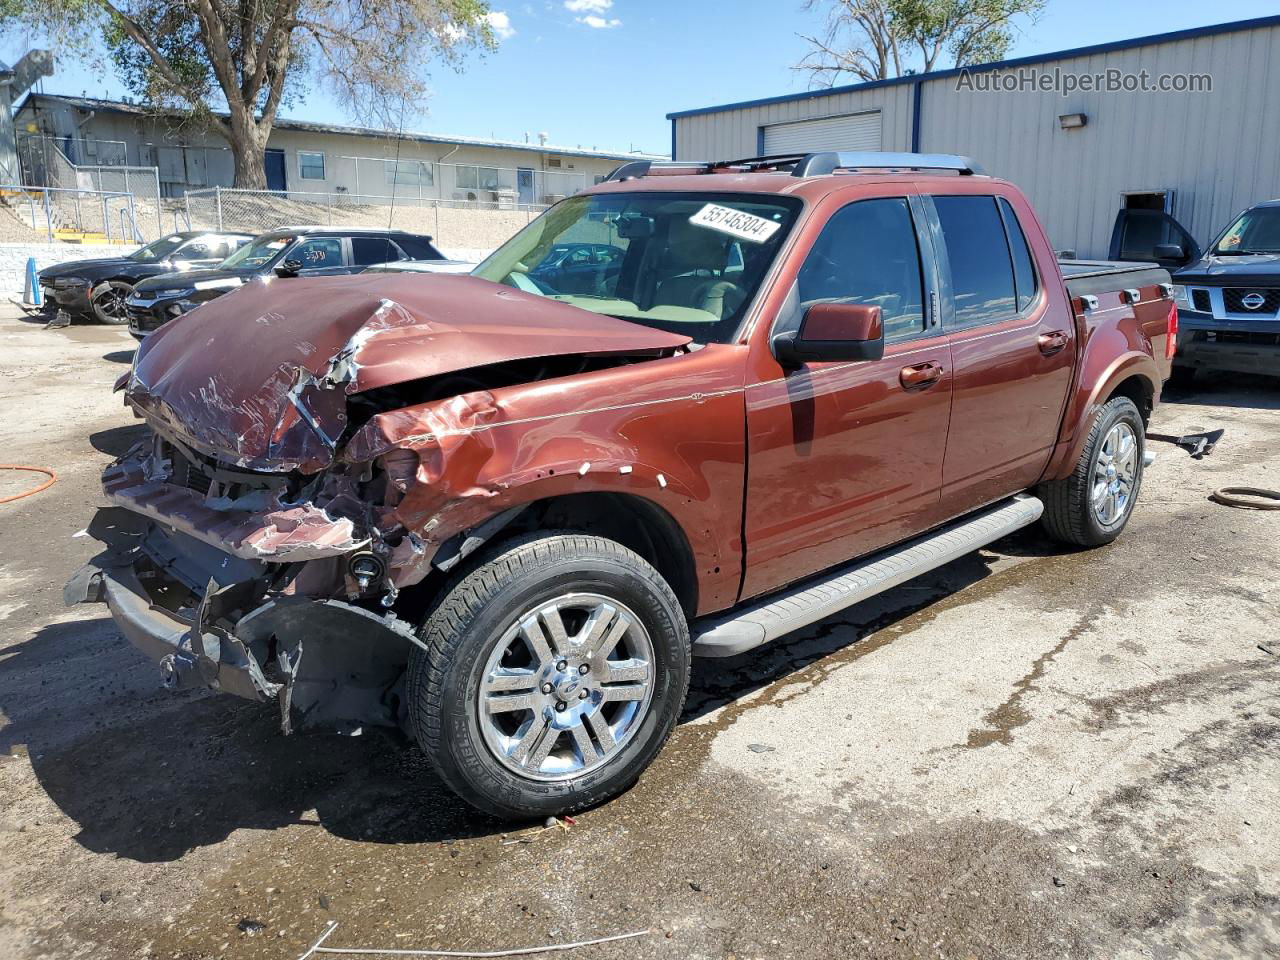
298,921,651,959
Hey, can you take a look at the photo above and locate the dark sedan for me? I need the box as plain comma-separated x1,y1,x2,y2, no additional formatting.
126,227,445,340
37,231,253,324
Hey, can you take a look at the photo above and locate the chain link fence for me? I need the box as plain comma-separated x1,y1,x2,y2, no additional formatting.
184,186,553,253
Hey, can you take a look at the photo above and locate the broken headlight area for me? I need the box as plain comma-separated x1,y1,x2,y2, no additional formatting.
66,505,426,734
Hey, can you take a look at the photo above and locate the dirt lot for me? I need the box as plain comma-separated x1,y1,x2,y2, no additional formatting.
1,302,1277,960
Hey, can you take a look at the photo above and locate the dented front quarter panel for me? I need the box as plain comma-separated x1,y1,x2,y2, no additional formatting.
346,344,750,615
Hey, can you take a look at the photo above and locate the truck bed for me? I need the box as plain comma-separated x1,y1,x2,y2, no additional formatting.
1059,259,1170,299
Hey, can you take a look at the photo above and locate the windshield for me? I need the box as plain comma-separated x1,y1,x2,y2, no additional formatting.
128,234,187,262
1214,206,1280,255
220,235,294,269
472,191,802,343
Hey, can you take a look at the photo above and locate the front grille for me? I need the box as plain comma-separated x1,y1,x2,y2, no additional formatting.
128,307,166,332
1191,289,1212,313
161,440,301,502
1223,288,1280,314
169,449,213,495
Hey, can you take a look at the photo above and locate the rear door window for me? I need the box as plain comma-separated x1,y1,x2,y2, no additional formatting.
352,237,400,266
796,197,927,341
933,195,1017,327
998,198,1039,311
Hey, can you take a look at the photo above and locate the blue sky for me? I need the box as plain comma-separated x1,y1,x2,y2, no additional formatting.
4,0,1277,155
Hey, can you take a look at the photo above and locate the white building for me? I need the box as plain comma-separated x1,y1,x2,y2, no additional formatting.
14,93,662,206
667,14,1280,259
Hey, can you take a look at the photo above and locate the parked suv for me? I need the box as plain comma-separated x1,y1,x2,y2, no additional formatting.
71,152,1176,820
37,231,252,324
125,226,446,339
1110,201,1280,383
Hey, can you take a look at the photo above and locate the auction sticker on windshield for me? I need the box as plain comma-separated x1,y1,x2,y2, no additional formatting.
690,203,782,244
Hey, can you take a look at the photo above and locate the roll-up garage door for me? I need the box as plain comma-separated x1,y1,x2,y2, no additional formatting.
761,111,882,154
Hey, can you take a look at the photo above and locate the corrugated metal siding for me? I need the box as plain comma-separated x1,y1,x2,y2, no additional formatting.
761,111,882,153
673,23,1280,259
675,83,914,161
918,24,1280,257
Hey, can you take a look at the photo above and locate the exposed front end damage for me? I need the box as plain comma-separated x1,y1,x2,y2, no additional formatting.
68,272,709,733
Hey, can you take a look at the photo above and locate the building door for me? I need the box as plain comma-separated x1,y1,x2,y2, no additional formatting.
517,167,535,205
265,149,287,192
761,111,882,155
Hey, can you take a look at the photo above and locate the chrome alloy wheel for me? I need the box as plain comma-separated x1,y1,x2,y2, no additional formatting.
1092,421,1139,526
478,593,654,782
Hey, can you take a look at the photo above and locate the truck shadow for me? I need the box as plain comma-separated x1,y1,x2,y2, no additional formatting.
89,423,149,458
6,539,1023,863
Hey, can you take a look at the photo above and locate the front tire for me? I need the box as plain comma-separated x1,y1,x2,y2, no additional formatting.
91,280,133,325
407,532,690,820
1039,395,1145,547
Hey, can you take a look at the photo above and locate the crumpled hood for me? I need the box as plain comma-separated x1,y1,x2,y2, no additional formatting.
1175,253,1280,286
124,272,690,472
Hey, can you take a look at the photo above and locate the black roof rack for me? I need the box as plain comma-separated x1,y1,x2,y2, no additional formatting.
603,151,983,183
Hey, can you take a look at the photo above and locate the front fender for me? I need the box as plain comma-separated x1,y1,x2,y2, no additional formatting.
343,358,748,615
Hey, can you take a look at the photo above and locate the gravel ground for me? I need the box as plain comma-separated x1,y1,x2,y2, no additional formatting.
0,303,1276,960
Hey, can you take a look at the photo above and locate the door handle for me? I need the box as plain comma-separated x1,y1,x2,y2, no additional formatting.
900,361,944,389
1038,330,1069,355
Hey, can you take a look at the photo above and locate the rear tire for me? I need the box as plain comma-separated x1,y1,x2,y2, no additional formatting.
407,532,690,821
91,280,133,325
1039,396,1145,547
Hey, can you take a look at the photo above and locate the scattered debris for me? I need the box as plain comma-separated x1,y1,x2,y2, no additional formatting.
238,918,267,936
1258,644,1275,656
1210,487,1280,511
747,743,776,753
1146,428,1224,460
318,893,331,910
1052,877,1066,888
688,880,703,892
297,920,651,958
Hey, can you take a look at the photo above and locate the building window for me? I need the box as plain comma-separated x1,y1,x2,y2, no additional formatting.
457,165,501,190
385,160,433,187
298,151,326,181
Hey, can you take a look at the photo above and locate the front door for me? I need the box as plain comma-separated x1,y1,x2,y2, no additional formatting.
927,192,1076,518
265,149,287,192
286,236,348,276
742,195,954,599
517,168,535,205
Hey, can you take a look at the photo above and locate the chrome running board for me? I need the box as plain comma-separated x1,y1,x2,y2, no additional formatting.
690,494,1044,657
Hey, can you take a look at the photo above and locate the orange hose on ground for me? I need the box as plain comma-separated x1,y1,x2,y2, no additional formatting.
0,465,57,504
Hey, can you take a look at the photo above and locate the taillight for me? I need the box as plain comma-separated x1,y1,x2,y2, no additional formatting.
1166,302,1178,360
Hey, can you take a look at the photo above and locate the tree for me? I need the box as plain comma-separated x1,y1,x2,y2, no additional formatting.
796,0,1045,86
2,0,498,187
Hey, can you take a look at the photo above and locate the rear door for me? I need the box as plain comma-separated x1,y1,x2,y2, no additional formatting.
926,192,1075,519
351,236,405,270
741,194,954,598
1109,209,1200,269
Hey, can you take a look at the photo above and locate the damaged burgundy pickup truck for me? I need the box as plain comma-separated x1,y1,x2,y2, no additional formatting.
68,152,1177,819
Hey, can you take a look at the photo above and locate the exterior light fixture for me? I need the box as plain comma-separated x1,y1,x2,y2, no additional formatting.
1059,113,1087,129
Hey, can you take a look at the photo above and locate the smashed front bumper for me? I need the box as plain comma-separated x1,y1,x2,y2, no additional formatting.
66,507,424,733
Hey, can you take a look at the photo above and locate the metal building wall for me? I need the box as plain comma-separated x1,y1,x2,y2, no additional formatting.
918,23,1280,258
672,19,1280,259
673,82,915,161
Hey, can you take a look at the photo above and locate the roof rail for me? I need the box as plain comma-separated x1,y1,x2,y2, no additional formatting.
603,154,814,182
603,159,712,182
792,152,984,177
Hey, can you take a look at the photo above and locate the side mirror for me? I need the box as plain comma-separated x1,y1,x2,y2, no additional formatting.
274,259,304,277
772,303,884,367
1153,243,1185,262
